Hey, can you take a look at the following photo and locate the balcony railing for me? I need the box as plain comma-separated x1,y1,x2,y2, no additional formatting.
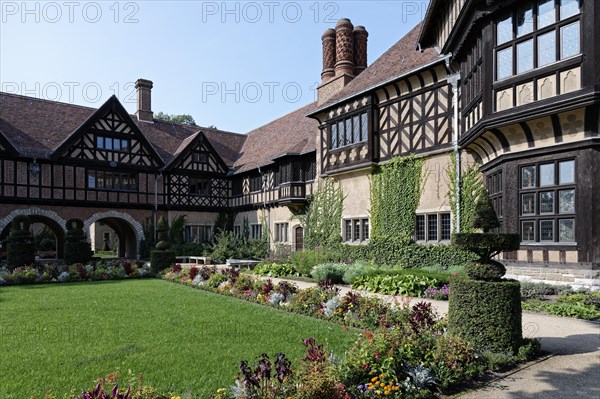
278,182,306,204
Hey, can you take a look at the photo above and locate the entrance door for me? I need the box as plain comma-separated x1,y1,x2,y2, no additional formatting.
295,227,304,251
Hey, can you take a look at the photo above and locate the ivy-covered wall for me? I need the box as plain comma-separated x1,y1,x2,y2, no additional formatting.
370,155,425,241
447,153,485,233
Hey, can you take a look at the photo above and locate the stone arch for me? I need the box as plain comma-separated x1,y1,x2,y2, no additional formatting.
84,211,144,259
0,208,67,259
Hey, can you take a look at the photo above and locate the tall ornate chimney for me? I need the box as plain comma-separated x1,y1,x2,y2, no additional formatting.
334,18,355,77
321,28,336,83
316,19,368,105
353,26,368,76
135,79,153,123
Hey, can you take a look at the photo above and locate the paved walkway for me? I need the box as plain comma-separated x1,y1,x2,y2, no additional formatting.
260,275,600,399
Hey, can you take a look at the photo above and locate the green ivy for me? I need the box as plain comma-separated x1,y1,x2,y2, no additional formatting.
370,155,425,240
447,153,485,233
296,178,344,249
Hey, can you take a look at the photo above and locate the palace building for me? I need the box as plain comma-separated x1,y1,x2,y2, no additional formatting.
0,0,598,268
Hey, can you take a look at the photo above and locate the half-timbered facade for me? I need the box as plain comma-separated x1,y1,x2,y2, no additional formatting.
1,3,598,268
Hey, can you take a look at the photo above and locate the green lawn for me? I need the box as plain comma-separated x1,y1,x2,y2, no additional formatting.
0,279,357,398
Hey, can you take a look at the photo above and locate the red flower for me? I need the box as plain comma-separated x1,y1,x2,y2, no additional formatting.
375,352,379,359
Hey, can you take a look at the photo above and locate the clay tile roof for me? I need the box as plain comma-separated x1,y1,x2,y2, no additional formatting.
138,120,245,167
0,92,246,167
313,23,442,112
234,101,319,174
0,92,95,158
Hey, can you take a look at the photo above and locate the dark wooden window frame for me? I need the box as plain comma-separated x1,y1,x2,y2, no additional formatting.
518,158,576,244
328,111,369,151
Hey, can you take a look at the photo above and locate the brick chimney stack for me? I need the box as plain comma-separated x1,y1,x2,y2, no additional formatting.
353,26,368,76
135,79,153,123
317,18,368,105
334,18,355,77
321,28,336,83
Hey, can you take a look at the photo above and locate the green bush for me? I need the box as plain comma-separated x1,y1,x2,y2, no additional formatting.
290,249,344,276
254,262,297,277
150,250,175,274
449,278,522,354
64,242,92,265
452,233,520,263
6,215,36,269
522,292,600,320
7,242,35,268
310,263,347,283
352,273,439,296
340,237,476,268
520,282,573,300
341,260,376,284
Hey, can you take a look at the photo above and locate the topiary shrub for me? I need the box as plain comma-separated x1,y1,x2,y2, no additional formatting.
449,191,523,354
449,278,522,353
6,215,35,270
151,216,175,274
64,218,91,265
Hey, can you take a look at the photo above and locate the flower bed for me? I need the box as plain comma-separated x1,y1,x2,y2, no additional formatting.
0,259,151,286
161,266,541,398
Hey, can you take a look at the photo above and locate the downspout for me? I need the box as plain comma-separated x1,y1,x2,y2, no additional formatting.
446,54,462,233
154,173,161,241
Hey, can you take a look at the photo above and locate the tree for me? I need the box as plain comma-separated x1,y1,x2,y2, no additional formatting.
154,112,197,126
207,124,218,129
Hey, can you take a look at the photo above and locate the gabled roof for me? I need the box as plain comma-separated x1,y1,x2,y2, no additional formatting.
163,130,230,173
0,92,246,167
0,128,18,155
311,23,443,114
234,101,319,174
50,95,165,167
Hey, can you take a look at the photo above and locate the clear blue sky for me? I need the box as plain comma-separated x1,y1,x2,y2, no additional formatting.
1,1,429,133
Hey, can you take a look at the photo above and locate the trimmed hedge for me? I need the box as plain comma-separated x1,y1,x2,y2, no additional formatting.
150,250,175,274
449,278,522,354
452,233,520,262
6,242,35,268
64,242,92,265
6,215,35,269
341,238,477,268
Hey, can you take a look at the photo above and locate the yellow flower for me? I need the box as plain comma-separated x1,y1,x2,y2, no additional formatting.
371,376,378,382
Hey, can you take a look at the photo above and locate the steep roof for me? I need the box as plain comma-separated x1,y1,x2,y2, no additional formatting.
0,92,246,167
313,23,443,113
234,101,319,174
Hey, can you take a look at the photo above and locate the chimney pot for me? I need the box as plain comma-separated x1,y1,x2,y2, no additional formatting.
334,18,355,77
321,28,336,83
135,78,153,123
353,26,368,76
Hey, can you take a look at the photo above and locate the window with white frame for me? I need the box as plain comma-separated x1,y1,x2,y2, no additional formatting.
343,218,369,243
274,222,289,243
233,225,241,237
251,224,262,240
495,0,581,81
415,213,452,242
184,225,212,243
519,159,575,243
